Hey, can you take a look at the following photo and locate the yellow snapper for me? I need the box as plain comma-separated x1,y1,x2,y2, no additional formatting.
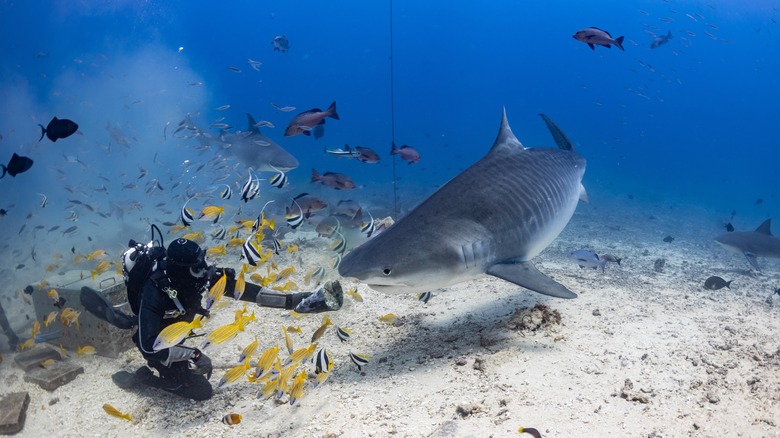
152,315,204,351
284,343,317,365
218,358,251,388
205,273,227,310
103,404,132,422
43,311,58,327
76,345,96,357
239,336,259,362
282,325,294,355
288,370,307,405
233,263,247,300
206,244,227,257
311,315,333,343
379,313,398,325
254,345,279,379
31,321,40,340
86,249,106,260
346,287,363,302
205,320,245,348
276,362,299,399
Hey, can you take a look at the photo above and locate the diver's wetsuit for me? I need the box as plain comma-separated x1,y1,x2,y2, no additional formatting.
132,274,212,400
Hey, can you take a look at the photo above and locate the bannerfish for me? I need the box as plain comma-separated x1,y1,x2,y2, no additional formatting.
1,153,34,178
650,30,672,49
284,102,339,137
569,250,607,272
390,143,420,164
39,117,79,142
572,27,625,51
704,276,731,290
272,35,290,53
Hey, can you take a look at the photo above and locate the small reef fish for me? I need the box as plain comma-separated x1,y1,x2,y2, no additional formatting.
205,273,227,310
239,336,259,362
76,345,96,357
284,101,339,137
418,291,433,304
311,315,333,343
349,352,370,371
234,264,247,300
180,198,195,226
568,250,607,272
153,315,203,351
288,370,307,405
390,143,420,164
60,307,81,329
272,35,290,53
48,289,66,309
379,313,398,325
91,260,110,279
205,320,245,348
86,249,106,260
222,413,242,425
518,426,543,438
336,326,351,342
103,404,132,422
663,235,674,243
314,348,331,374
283,325,295,355
199,205,224,221
572,27,625,51
218,359,251,388
255,345,280,379
704,276,732,290
206,244,227,258
346,287,363,302
43,311,58,327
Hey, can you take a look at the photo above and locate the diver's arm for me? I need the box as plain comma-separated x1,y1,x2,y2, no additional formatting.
136,281,173,363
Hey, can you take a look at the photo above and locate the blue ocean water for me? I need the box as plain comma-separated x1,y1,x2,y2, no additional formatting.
0,0,778,289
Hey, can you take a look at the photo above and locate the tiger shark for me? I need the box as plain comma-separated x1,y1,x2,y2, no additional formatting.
338,110,587,299
199,114,299,172
714,219,780,271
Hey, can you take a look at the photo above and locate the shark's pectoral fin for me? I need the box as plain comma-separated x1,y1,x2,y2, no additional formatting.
487,262,577,299
744,252,761,271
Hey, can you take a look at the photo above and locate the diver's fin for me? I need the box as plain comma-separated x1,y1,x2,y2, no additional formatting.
112,367,212,401
487,261,577,299
80,286,136,330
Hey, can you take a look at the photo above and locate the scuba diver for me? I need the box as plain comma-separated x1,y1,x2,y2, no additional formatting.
81,227,343,401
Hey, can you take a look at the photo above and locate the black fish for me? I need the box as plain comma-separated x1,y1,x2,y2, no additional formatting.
754,198,763,205
725,222,734,232
39,117,78,142
15,264,24,270
1,153,34,178
704,276,731,290
662,235,674,243
0,209,6,216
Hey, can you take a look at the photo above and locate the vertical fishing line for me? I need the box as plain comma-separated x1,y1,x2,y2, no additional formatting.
389,0,399,216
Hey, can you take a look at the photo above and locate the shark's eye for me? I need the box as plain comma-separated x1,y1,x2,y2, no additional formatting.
382,267,392,276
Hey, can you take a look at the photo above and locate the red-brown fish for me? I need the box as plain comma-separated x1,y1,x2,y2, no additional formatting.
284,102,339,137
390,143,420,164
311,168,355,190
572,27,625,51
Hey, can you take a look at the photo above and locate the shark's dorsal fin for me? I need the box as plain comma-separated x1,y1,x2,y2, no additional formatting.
539,114,573,151
755,219,772,236
246,113,260,134
490,107,524,153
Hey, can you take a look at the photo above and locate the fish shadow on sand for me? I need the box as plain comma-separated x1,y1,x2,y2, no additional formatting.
340,289,567,381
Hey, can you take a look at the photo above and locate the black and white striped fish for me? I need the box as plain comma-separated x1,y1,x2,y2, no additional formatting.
242,235,263,266
219,184,232,200
330,253,342,270
360,210,375,237
418,291,433,304
212,226,227,240
314,348,331,374
240,172,260,202
349,352,369,371
38,193,48,208
331,232,347,254
180,198,194,226
272,237,282,255
268,168,288,189
286,200,304,230
336,327,351,343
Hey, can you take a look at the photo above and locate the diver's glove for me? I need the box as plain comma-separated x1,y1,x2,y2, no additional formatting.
189,349,213,379
208,266,237,297
293,280,344,314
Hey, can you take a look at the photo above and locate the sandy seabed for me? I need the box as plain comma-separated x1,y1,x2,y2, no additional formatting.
2,204,780,438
